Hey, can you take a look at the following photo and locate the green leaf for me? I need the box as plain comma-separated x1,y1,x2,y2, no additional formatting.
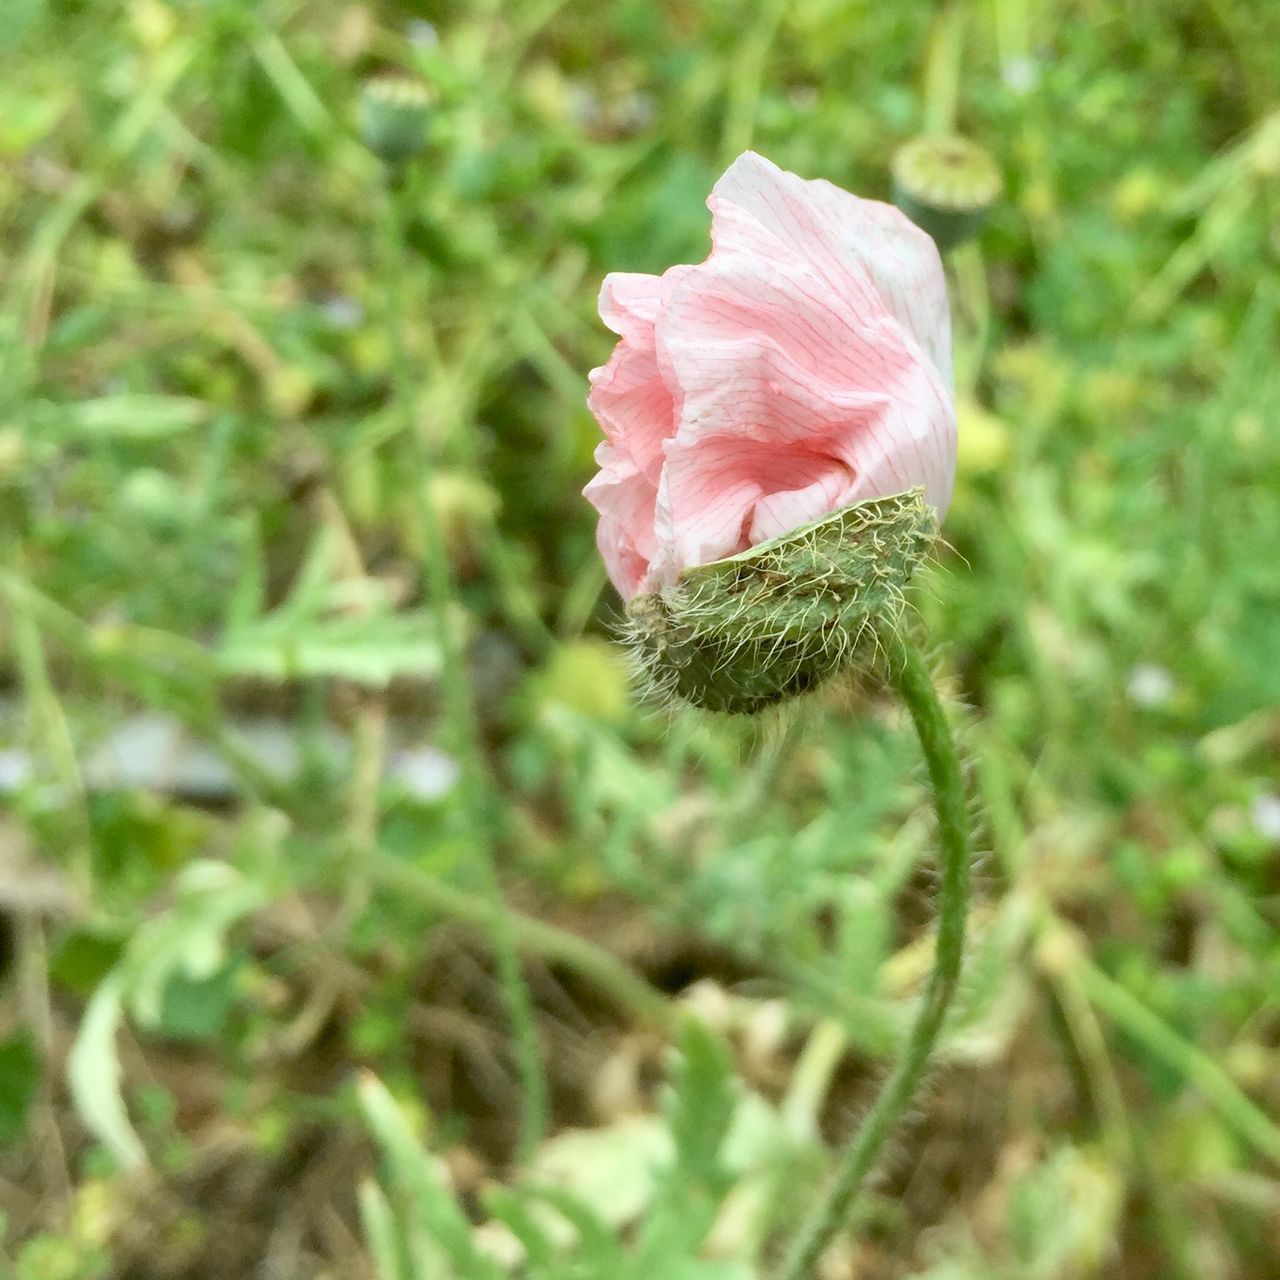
359,1179,408,1280
38,394,211,440
357,1072,505,1280
67,862,268,1169
49,932,125,999
156,960,241,1043
520,1186,625,1274
223,516,268,635
666,1017,736,1190
629,1018,737,1273
217,528,442,687
528,1115,670,1229
218,611,442,685
67,978,143,1170
482,1185,561,1273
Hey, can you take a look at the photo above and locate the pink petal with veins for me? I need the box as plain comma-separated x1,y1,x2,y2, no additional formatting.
584,152,955,600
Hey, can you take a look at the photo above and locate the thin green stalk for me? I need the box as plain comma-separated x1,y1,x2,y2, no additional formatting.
369,852,672,1030
9,594,94,899
379,175,548,1164
950,240,991,397
720,0,788,161
922,2,967,136
775,630,971,1279
1069,930,1280,1167
358,1179,407,1280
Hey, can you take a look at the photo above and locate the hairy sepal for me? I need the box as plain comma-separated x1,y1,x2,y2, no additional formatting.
624,488,937,714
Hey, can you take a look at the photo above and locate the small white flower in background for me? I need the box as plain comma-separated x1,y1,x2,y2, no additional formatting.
0,749,32,793
617,90,655,132
319,294,364,331
406,19,438,48
84,714,308,798
1251,793,1280,843
1126,664,1175,709
386,745,459,802
567,82,603,131
1001,56,1041,94
85,712,186,789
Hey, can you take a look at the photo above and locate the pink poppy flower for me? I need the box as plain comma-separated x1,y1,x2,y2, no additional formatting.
584,151,955,601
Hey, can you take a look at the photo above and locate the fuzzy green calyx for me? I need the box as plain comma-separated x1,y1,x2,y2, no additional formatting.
624,489,937,714
891,135,1002,250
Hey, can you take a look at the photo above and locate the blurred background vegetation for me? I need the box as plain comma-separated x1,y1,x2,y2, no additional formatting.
2,0,1280,1277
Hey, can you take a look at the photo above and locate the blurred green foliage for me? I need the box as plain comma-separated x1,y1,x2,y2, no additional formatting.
2,0,1280,1277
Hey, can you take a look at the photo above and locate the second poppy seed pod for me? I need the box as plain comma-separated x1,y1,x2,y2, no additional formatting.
891,135,1002,250
359,76,433,168
623,489,937,714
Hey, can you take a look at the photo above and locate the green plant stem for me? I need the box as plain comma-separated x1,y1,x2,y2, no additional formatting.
358,1179,406,1280
721,0,788,161
380,173,548,1164
776,630,971,1280
1065,927,1280,1167
922,2,967,136
370,853,673,1030
951,240,991,397
9,590,94,898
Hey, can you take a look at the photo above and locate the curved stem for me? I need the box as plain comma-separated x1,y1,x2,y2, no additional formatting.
775,629,971,1279
380,177,548,1164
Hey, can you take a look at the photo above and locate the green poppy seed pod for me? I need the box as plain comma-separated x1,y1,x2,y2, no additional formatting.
890,135,1002,250
359,76,433,168
623,489,937,714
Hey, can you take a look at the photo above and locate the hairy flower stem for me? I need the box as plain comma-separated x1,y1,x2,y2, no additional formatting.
380,177,548,1164
776,629,971,1279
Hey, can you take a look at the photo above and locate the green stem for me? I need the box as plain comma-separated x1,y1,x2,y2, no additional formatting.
775,630,971,1279
950,240,991,398
369,852,673,1031
380,174,548,1164
720,0,788,161
1067,929,1280,1167
922,2,967,136
9,590,94,899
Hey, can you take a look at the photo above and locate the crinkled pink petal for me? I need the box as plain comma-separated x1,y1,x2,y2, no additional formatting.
711,152,953,384
583,151,956,601
587,273,672,482
582,440,660,595
598,272,665,336
593,516,649,601
658,437,859,569
585,269,697,595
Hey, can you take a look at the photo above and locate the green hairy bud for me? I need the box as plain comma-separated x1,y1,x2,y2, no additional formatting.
891,135,1002,250
624,488,937,715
